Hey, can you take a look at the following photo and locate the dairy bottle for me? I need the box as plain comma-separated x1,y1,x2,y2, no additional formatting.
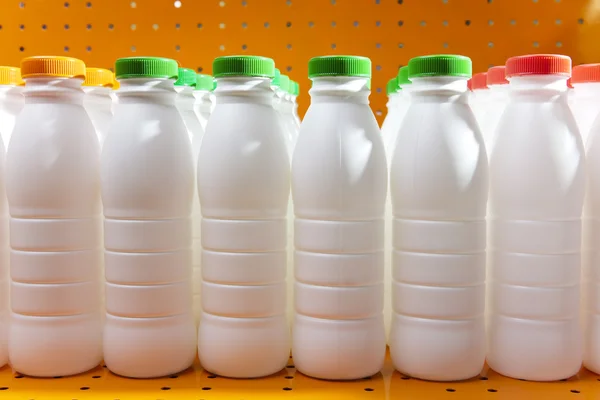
384,66,411,159
289,80,301,132
193,74,214,131
271,69,294,154
102,57,196,378
175,67,205,325
197,56,290,378
82,68,114,147
7,56,102,377
292,55,386,380
488,54,584,381
480,66,509,154
470,72,490,128
381,77,399,155
570,64,600,147
0,67,24,149
0,137,7,368
281,78,299,147
389,55,487,381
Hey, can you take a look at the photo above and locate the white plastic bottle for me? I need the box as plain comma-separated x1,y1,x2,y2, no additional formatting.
0,135,7,369
281,78,299,147
381,77,400,153
175,67,206,325
469,72,490,128
82,68,114,147
488,54,584,381
193,74,214,131
102,57,196,378
479,66,509,154
292,56,386,380
570,64,600,147
383,66,411,156
389,55,487,381
7,56,102,377
289,80,301,133
0,67,24,149
271,69,294,154
197,56,290,378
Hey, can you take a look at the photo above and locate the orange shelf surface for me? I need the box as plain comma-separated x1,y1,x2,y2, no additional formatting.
0,352,598,399
1,0,599,122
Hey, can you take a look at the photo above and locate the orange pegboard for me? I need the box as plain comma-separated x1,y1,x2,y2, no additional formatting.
0,0,596,121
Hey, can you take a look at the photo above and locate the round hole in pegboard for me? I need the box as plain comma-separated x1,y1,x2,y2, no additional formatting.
242,22,247,28
108,23,114,30
86,24,92,30
480,376,488,380
446,388,456,393
376,65,382,71
488,42,494,48
398,20,404,26
219,1,225,6
353,21,359,27
331,21,336,27
376,43,381,48
555,19,562,25
161,387,171,391
331,0,336,4
287,43,292,49
571,390,580,394
465,20,471,26
241,0,247,5
488,19,494,26
286,0,292,5
19,1,25,8
0,387,8,391
92,376,101,379
80,387,90,391
174,0,182,7
398,42,404,48
283,387,293,391
578,18,584,24
19,46,25,52
556,41,562,47
510,19,516,25
64,46,69,51
397,0,403,4
443,42,448,48
375,110,382,116
130,1,136,7
152,23,159,30
197,23,203,28
19,24,25,30
533,41,539,47
533,19,539,25
202,387,212,391
175,45,181,51
376,21,381,27
285,375,294,379
130,24,136,30
219,45,225,51
64,1,69,7
488,389,498,393
264,22,270,28
64,24,70,29
41,24,47,30
86,1,92,7
175,23,181,29
442,0,448,3
86,45,92,51
197,67,203,72
376,87,382,93
286,21,292,28
286,66,292,72
308,21,314,27
0,25,3,30
420,21,426,26
242,44,247,50
219,22,225,29
331,43,336,49
443,20,448,26
131,45,136,52
364,388,375,392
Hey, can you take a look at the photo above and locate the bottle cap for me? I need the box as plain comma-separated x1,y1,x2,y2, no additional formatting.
408,55,471,79
113,79,120,90
308,56,371,78
471,72,488,90
279,74,290,92
397,66,410,86
571,64,600,84
467,78,472,91
272,68,282,87
83,67,114,87
505,54,571,78
213,56,275,79
0,67,23,86
195,74,214,91
115,57,178,80
21,56,85,79
293,81,300,96
487,66,508,85
175,67,197,87
567,78,573,89
386,77,399,95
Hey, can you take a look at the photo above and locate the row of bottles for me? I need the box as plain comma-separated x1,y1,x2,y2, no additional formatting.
0,52,595,383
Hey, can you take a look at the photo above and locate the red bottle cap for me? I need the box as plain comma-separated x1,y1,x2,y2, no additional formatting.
571,64,600,84
487,66,508,85
471,72,488,90
505,54,571,78
467,78,472,91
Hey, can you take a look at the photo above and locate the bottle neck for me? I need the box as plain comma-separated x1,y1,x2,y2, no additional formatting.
401,76,468,103
508,75,569,101
175,86,195,111
83,86,113,111
23,77,85,105
116,78,177,105
0,85,24,106
309,76,370,104
193,89,213,112
214,77,273,106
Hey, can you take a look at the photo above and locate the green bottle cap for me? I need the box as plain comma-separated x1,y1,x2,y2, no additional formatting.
408,55,472,79
213,55,275,79
212,79,217,91
397,66,411,86
308,56,371,78
115,57,179,80
195,73,214,91
386,77,399,95
291,80,300,96
279,74,290,93
174,67,197,87
272,68,281,87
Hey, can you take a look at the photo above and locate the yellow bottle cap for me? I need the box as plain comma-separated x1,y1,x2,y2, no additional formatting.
21,56,86,79
0,67,23,86
112,79,120,90
84,67,114,88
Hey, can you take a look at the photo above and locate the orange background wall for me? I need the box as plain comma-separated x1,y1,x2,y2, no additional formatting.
0,0,598,123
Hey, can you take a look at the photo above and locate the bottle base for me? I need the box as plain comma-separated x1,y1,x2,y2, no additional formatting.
198,312,289,378
390,313,485,381
9,312,102,377
292,313,385,380
104,313,196,378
